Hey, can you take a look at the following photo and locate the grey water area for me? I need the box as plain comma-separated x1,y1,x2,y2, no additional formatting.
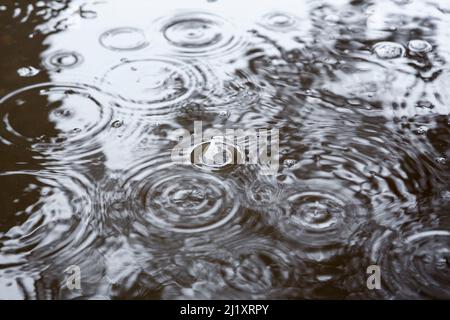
0,0,449,299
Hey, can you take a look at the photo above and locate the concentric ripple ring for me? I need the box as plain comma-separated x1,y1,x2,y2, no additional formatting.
123,158,239,234
157,12,245,57
0,82,113,153
99,58,202,112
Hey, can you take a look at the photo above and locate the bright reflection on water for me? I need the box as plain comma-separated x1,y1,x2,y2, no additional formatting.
0,0,450,299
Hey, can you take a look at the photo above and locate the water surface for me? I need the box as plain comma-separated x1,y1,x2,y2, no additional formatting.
0,0,449,299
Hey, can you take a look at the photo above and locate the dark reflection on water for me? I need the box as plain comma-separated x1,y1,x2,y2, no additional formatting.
0,0,449,299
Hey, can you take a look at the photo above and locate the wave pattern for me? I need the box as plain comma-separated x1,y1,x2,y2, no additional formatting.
0,0,450,299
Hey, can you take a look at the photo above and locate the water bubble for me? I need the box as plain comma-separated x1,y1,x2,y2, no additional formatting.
408,39,432,54
111,120,123,128
190,136,243,172
283,159,297,167
43,50,84,70
372,42,405,59
17,66,40,77
435,157,447,165
158,12,245,57
99,27,148,51
259,12,298,30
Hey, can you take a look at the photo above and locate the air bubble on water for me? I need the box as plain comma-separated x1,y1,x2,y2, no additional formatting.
111,120,123,128
190,136,242,172
416,100,434,109
43,51,84,70
259,12,298,31
372,42,405,59
17,66,40,77
408,40,432,54
283,159,297,167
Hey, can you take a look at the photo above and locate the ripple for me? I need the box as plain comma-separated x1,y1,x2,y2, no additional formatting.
0,83,113,156
43,51,84,70
258,12,299,31
372,42,405,59
267,179,368,252
408,39,432,54
246,178,280,208
123,156,239,234
201,67,265,109
157,12,245,57
161,238,304,299
369,229,450,299
99,27,148,51
99,58,202,114
219,240,300,296
0,170,94,268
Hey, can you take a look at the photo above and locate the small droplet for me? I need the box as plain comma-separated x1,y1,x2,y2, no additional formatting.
17,66,40,77
111,120,123,128
372,42,405,59
408,40,432,54
435,157,447,165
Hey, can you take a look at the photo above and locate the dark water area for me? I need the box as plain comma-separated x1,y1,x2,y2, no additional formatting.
0,0,449,299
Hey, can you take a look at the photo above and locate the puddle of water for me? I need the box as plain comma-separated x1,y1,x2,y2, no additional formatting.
0,0,450,299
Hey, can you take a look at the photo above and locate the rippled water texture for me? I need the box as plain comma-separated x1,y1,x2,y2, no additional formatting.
0,0,449,299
